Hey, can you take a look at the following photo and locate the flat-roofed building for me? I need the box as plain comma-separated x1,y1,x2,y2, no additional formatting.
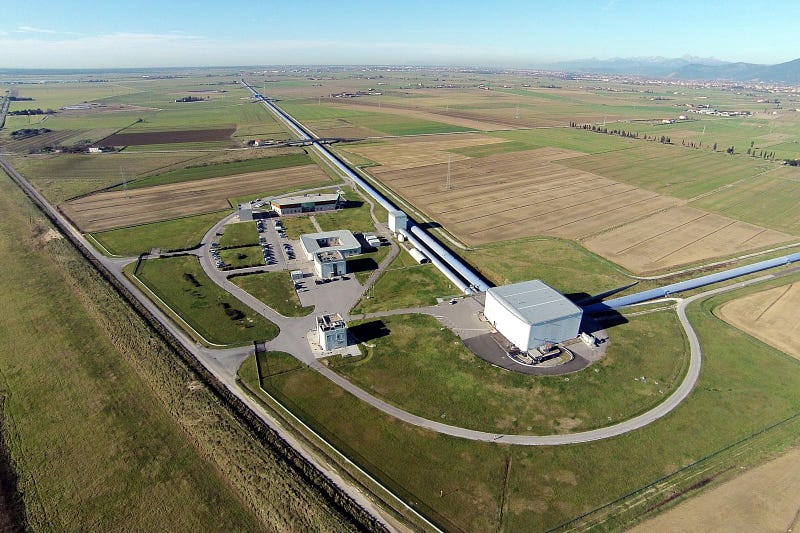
271,192,341,216
484,280,583,350
317,313,347,350
299,229,361,260
314,249,346,278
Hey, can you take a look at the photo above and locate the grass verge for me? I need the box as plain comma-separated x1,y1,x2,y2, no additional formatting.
230,271,314,317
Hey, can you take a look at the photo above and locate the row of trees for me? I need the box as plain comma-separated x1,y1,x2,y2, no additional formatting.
8,108,55,116
570,122,671,144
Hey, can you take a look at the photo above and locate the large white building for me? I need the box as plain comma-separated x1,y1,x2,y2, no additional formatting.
484,280,583,350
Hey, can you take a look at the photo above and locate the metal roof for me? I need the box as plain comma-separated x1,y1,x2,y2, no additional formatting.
487,280,582,325
299,229,361,255
271,193,340,206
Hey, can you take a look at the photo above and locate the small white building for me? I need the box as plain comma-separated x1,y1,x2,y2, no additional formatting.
484,280,583,351
314,250,346,278
407,247,429,264
317,313,347,350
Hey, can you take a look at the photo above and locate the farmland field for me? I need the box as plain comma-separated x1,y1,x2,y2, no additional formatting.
717,281,800,359
631,446,800,532
581,206,792,273
60,164,332,232
357,141,793,273
99,127,235,146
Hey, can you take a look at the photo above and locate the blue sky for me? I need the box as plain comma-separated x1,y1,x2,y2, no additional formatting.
1,0,798,68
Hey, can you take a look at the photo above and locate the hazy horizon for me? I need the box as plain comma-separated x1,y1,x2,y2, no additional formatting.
2,0,798,69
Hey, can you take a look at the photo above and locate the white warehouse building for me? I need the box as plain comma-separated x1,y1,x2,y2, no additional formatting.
484,280,583,350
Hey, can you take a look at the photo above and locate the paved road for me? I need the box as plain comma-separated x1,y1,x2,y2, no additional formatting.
0,156,398,528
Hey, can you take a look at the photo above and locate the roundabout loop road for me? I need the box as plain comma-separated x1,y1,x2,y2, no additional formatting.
191,202,781,445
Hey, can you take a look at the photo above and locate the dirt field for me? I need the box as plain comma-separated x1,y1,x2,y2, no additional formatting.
60,164,329,231
631,446,800,532
345,134,507,171
582,206,792,273
371,147,677,241
363,145,793,273
717,282,800,359
98,128,235,146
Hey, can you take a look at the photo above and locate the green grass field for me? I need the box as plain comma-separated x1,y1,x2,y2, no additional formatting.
352,251,458,313
132,255,277,345
242,281,800,531
690,167,800,235
464,237,631,294
218,221,259,248
0,175,261,531
346,245,392,284
336,311,687,434
124,153,311,190
90,211,226,256
278,101,473,136
281,215,317,239
219,245,265,269
230,271,314,317
561,142,774,199
313,189,377,234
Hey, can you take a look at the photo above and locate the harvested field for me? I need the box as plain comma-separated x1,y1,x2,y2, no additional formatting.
98,128,235,146
323,100,513,131
2,129,117,153
367,147,792,273
582,206,792,273
717,282,800,359
372,148,677,243
345,133,507,171
61,164,329,232
631,446,800,533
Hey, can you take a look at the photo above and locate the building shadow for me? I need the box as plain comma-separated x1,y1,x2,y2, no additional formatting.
346,257,379,273
348,320,390,343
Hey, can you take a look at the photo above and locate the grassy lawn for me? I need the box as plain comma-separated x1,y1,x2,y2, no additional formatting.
131,255,277,345
336,312,687,434
313,189,377,234
218,221,259,248
561,142,773,199
346,245,392,284
219,245,265,270
0,176,261,531
90,210,226,255
281,215,317,239
464,237,632,295
240,283,800,531
125,153,311,190
352,251,458,313
230,271,314,317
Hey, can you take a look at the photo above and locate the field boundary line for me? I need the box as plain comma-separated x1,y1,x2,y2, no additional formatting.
84,233,117,257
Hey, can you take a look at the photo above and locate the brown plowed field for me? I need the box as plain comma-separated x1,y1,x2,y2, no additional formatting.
61,164,328,232
582,207,792,273
631,446,800,532
365,146,793,273
99,128,235,146
717,282,800,359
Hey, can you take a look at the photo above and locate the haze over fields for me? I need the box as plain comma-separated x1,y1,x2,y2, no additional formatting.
1,0,799,71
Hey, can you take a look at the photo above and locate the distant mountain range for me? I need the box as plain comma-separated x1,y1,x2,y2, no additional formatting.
542,56,800,84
